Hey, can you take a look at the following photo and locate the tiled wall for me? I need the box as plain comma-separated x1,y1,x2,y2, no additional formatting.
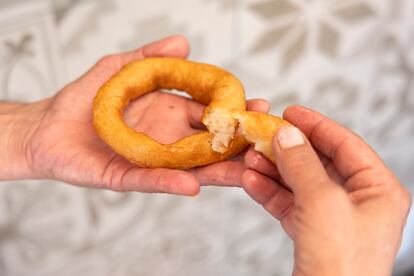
0,0,413,275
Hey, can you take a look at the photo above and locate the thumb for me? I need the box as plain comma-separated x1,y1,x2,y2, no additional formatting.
81,35,190,89
122,34,190,63
273,125,332,197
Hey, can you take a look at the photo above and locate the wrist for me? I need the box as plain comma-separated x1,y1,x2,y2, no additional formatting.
0,100,50,180
293,252,393,276
293,256,351,276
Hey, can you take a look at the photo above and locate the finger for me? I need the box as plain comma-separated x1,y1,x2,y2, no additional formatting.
283,105,386,180
244,148,281,180
245,147,344,188
230,146,250,161
273,125,334,198
190,160,246,187
82,35,191,86
246,98,270,113
115,167,200,196
242,169,293,220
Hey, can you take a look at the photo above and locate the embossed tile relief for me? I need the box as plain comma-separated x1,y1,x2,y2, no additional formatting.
0,0,413,275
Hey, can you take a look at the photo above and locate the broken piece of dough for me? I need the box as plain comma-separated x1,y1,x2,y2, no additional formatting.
234,111,289,164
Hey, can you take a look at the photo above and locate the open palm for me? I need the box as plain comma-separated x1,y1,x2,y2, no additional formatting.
27,36,268,195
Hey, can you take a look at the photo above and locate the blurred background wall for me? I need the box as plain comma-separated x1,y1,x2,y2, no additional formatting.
0,0,413,275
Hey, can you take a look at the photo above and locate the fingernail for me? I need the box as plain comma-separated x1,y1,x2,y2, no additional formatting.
252,152,264,166
277,126,305,149
258,100,270,113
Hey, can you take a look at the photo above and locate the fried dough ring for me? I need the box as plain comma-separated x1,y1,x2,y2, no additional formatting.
93,58,249,169
93,57,288,169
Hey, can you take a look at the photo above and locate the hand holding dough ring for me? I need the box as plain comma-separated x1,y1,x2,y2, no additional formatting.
93,57,288,169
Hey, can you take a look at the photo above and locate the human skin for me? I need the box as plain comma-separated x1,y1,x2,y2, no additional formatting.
242,105,412,275
0,35,269,195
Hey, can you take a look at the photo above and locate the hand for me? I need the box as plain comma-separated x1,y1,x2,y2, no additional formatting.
3,35,268,195
242,105,412,276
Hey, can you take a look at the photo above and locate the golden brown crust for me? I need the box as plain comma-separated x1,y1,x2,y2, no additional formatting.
93,57,249,169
